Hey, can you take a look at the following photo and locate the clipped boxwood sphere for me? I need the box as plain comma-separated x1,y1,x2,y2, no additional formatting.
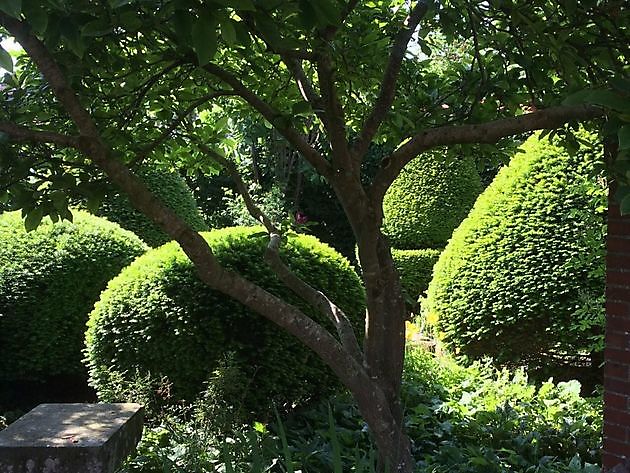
0,210,147,383
426,131,606,371
392,248,441,301
96,166,207,247
382,152,482,250
85,227,365,416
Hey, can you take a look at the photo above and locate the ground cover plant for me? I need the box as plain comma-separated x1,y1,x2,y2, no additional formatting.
0,1,627,469
116,347,602,473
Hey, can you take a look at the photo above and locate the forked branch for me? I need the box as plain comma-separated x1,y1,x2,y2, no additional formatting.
194,139,363,362
369,104,604,203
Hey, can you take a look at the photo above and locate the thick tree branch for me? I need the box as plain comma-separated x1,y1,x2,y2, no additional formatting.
0,13,367,393
369,104,605,203
201,62,333,179
352,1,429,160
0,122,80,148
316,55,351,169
194,140,363,362
265,233,364,363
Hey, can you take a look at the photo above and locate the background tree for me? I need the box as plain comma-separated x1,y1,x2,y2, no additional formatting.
0,1,627,470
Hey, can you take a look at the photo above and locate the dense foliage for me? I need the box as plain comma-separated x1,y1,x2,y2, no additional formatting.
426,131,606,376
94,166,207,247
0,210,146,383
382,152,482,250
391,248,441,305
85,227,365,417
117,347,602,473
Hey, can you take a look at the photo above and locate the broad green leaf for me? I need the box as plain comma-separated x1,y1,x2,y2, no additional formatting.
192,11,218,65
22,0,48,34
81,18,113,37
561,88,592,106
0,45,13,73
0,0,21,18
619,125,630,151
172,9,193,46
220,18,237,45
292,101,311,114
24,207,43,232
312,0,341,27
586,89,622,110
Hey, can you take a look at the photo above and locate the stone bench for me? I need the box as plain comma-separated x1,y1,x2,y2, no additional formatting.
0,403,144,473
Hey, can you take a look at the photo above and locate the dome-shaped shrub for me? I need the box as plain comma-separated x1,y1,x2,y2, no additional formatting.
392,248,441,302
96,166,207,247
382,152,482,250
426,132,606,371
0,210,147,383
85,227,365,416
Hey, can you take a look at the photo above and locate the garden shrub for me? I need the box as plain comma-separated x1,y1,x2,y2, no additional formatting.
117,347,602,473
85,227,365,417
0,210,146,383
392,248,441,301
95,166,207,247
382,151,482,250
425,131,606,374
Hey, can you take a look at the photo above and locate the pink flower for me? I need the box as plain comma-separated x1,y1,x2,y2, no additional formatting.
295,211,308,224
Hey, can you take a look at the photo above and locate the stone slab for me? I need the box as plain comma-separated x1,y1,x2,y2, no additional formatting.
0,403,143,473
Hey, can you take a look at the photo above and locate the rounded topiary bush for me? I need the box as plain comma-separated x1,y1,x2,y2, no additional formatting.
426,131,606,373
0,210,147,383
382,152,482,250
85,227,365,416
96,166,207,247
392,248,441,302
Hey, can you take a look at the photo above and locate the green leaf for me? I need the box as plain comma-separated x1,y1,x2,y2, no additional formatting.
586,89,622,109
81,18,113,37
0,46,13,73
292,101,311,115
619,125,630,151
0,0,22,18
312,0,341,27
24,207,43,232
22,0,48,34
220,18,237,45
192,10,218,65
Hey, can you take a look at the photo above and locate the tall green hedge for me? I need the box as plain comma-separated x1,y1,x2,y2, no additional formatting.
85,227,366,416
382,152,482,250
96,166,207,247
0,210,146,383
426,131,606,372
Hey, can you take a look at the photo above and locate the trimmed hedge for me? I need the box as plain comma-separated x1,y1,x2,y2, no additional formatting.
426,131,606,372
392,248,441,301
0,210,146,383
382,152,482,250
96,167,207,247
85,227,366,416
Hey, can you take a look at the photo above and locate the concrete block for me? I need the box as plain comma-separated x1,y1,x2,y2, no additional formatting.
0,403,143,473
